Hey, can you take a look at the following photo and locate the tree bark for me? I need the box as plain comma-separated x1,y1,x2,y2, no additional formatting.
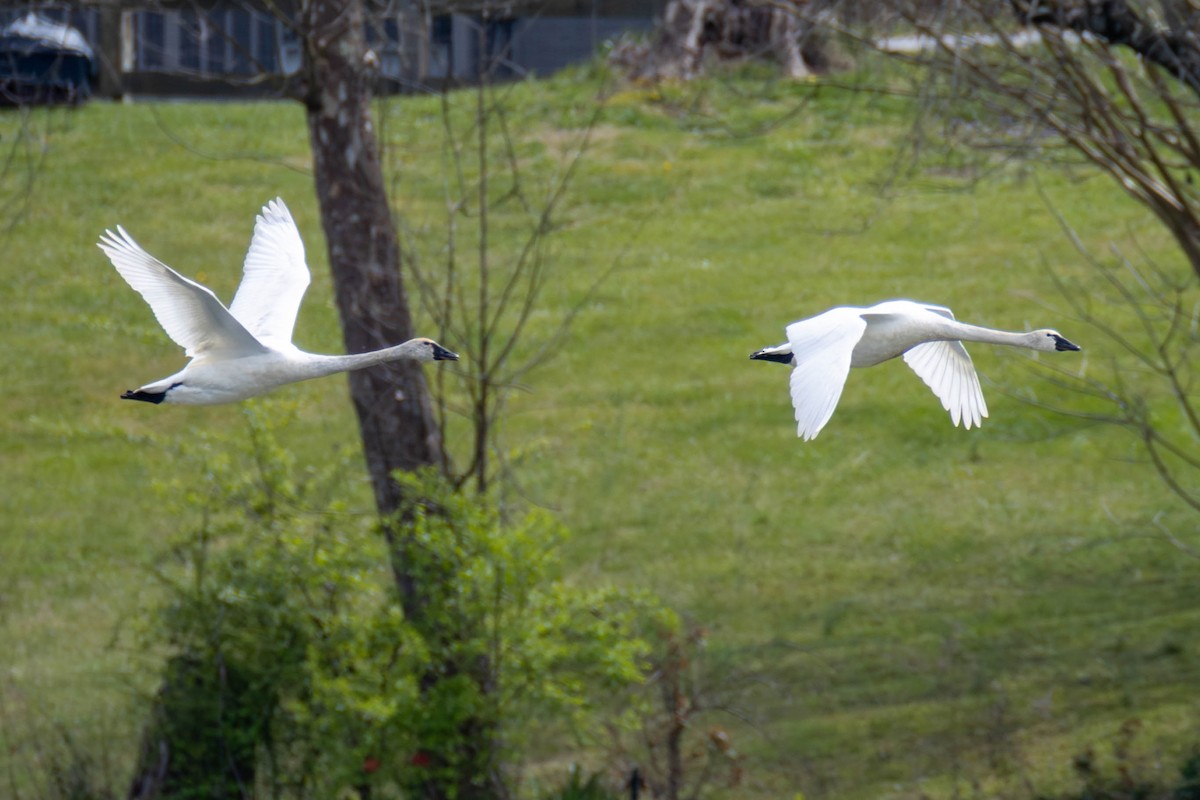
298,8,501,799
298,0,446,519
609,0,826,82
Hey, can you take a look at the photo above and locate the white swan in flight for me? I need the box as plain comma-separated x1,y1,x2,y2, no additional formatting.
750,300,1080,440
99,198,458,405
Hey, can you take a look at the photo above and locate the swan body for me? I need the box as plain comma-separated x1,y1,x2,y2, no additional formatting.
99,198,458,405
750,300,1080,440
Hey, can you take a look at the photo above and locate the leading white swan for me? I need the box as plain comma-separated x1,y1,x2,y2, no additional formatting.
751,300,1080,440
99,198,458,405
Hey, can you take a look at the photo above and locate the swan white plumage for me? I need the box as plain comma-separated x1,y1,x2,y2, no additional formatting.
99,197,458,405
750,300,1080,440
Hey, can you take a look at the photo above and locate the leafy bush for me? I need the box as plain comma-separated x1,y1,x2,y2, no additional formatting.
132,405,666,798
540,767,621,800
1033,721,1200,800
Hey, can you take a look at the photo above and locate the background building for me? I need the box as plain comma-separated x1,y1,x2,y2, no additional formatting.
0,1,665,98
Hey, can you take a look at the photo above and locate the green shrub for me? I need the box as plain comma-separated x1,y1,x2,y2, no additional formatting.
540,767,621,800
132,405,664,797
1033,722,1200,800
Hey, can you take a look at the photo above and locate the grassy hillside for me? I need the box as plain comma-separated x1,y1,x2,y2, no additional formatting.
1,67,1197,798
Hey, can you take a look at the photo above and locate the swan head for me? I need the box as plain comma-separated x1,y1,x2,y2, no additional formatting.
411,337,459,362
1031,329,1081,352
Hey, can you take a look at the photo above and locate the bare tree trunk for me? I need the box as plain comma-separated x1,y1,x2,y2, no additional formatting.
609,0,828,82
298,7,500,799
772,5,811,79
298,0,446,520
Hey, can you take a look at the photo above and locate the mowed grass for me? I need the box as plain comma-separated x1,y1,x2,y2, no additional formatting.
1,66,1198,798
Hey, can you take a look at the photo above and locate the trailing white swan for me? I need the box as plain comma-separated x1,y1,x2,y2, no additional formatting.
99,197,457,405
750,300,1080,440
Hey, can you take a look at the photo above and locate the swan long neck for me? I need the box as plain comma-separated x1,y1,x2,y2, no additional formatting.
942,320,1036,348
300,344,420,378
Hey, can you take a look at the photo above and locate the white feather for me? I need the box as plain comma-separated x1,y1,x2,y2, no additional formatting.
98,226,264,360
229,198,311,349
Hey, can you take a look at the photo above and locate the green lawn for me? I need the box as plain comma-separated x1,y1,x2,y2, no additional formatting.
2,66,1198,798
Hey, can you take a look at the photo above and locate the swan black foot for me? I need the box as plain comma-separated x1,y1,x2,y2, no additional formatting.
750,349,794,365
121,389,167,404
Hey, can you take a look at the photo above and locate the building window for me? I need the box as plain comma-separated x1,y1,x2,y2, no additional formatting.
428,14,452,79
204,10,225,74
177,9,200,72
230,9,252,74
255,14,276,73
485,18,515,78
139,11,164,70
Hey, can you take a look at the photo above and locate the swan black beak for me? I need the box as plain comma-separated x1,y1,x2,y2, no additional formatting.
433,344,459,361
1053,335,1081,352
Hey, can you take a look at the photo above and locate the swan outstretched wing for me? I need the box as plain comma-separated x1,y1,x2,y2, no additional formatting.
99,226,265,359
229,198,311,347
785,311,867,440
902,340,988,429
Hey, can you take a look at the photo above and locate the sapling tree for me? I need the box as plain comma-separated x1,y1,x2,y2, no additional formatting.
393,41,612,495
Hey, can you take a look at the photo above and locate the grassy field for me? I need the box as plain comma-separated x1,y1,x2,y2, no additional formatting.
2,65,1198,798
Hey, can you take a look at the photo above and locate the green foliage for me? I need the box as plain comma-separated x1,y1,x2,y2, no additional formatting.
607,626,745,799
1175,753,1200,800
540,766,620,800
1031,722,1200,800
137,654,273,799
40,730,118,800
140,405,658,797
